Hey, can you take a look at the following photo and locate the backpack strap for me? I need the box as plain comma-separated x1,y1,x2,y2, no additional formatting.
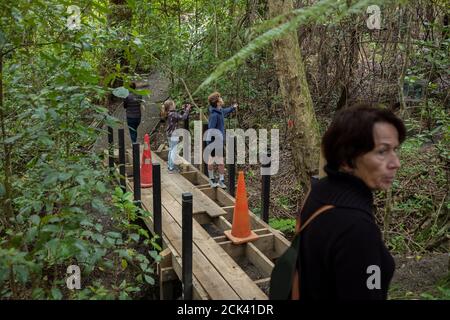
296,205,335,234
291,204,334,300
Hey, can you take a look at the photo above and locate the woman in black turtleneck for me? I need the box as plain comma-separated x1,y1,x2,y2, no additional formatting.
297,104,406,300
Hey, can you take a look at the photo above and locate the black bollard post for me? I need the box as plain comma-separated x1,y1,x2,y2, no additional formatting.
183,115,190,162
227,136,237,197
261,153,271,223
182,192,193,300
202,123,208,176
118,128,126,192
108,126,114,170
153,163,162,250
132,143,141,208
311,175,320,187
184,114,189,131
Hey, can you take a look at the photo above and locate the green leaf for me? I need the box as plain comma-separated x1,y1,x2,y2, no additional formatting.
92,233,104,244
51,288,63,300
148,250,160,262
112,87,129,98
32,288,45,299
132,89,151,96
129,233,139,242
121,259,128,270
0,183,5,197
43,172,59,186
4,133,23,144
92,198,107,213
96,181,106,193
106,232,122,239
194,0,376,94
30,215,40,226
59,172,72,182
15,265,29,284
144,275,155,285
0,30,6,49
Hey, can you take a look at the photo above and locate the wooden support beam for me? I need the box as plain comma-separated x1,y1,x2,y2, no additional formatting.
193,212,211,225
216,189,235,207
181,171,197,184
200,187,216,201
161,267,178,282
252,233,275,259
246,243,274,278
254,277,271,286
218,241,246,259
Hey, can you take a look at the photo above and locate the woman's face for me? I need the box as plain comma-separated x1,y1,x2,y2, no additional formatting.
346,122,401,190
217,98,224,109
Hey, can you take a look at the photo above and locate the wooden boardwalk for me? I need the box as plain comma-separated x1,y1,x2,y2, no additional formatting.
120,146,291,300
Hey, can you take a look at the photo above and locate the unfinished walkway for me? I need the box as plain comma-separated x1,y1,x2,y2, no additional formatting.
108,138,291,300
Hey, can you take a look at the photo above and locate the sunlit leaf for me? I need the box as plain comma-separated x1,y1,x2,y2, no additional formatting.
112,86,129,98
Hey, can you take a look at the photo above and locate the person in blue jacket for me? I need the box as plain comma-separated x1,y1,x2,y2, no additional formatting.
206,92,238,188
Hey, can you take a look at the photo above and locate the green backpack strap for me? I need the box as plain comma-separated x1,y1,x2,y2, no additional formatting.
269,205,334,300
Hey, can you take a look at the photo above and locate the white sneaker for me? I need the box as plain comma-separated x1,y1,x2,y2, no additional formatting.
209,179,217,188
217,180,226,189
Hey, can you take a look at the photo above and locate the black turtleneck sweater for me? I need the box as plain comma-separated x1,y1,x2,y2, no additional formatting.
298,166,395,300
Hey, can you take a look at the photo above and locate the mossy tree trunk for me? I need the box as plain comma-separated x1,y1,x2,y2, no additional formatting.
268,0,321,188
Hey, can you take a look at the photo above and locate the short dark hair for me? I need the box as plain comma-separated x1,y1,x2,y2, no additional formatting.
322,103,406,170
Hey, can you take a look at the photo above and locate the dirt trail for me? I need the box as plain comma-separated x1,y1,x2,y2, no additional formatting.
390,253,449,299
93,71,170,152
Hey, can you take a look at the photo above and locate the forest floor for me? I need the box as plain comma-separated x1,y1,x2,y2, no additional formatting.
109,71,448,300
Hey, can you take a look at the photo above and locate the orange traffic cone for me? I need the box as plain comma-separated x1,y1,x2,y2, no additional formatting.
224,171,259,245
141,133,153,188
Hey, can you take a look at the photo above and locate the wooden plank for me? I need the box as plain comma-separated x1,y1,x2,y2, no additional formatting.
218,241,246,259
273,236,290,259
251,234,275,258
193,212,211,225
200,187,216,201
144,204,230,299
254,277,271,286
161,267,178,282
128,149,289,298
216,189,235,207
157,150,292,256
159,248,172,270
159,186,266,300
215,216,232,231
127,180,210,300
246,243,274,278
156,188,241,299
180,171,197,184
199,238,267,300
157,144,165,152
153,152,226,217
143,217,209,300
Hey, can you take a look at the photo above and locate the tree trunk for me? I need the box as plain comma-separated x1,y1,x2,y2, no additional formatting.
268,0,321,188
336,23,359,110
103,0,133,90
0,53,13,226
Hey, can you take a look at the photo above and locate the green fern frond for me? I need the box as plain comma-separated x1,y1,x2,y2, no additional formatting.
194,0,397,94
